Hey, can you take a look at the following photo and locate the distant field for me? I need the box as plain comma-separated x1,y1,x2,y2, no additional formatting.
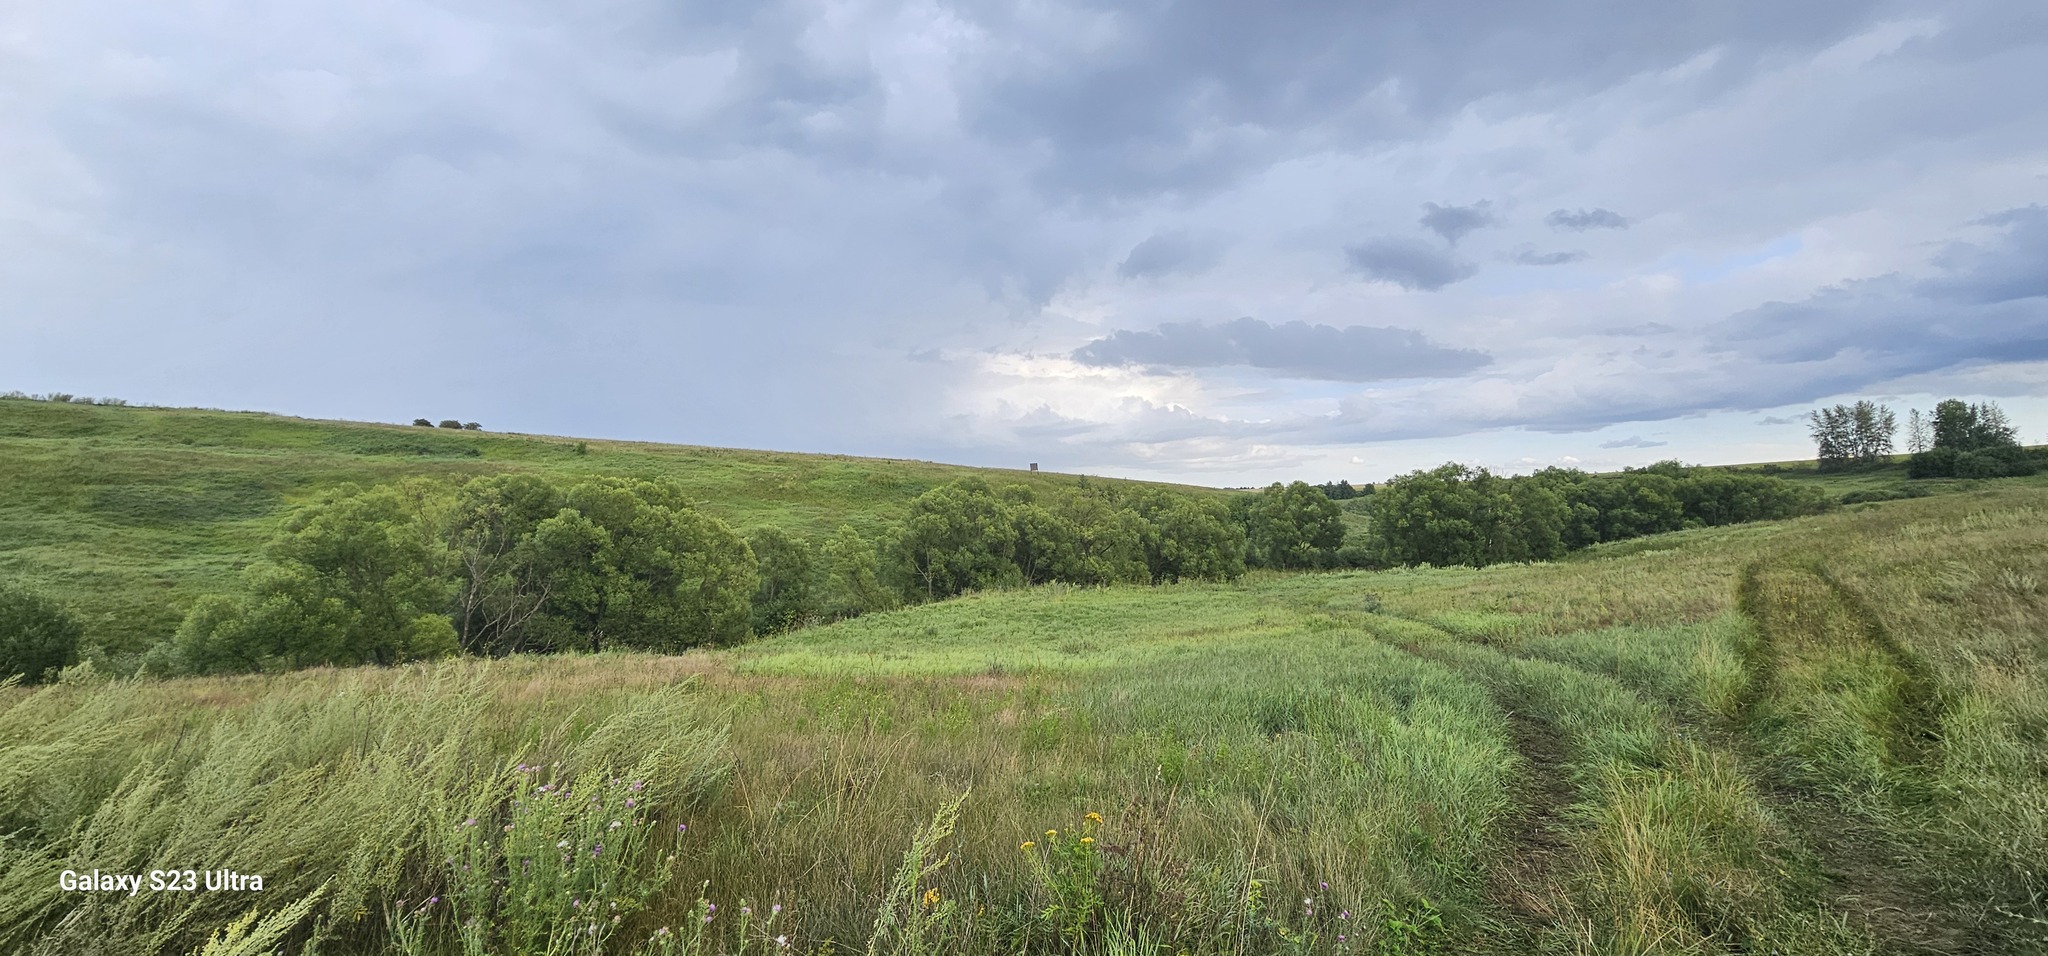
5,476,2045,953
0,399,1219,652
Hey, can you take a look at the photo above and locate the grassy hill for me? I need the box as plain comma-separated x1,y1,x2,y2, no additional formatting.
4,477,2045,954
0,398,1220,653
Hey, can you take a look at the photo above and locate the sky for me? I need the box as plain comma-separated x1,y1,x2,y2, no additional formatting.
3,0,2046,486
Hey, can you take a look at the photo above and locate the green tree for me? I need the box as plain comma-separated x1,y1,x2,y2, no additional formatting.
540,478,758,650
819,525,895,617
886,479,1022,601
748,527,818,635
0,582,84,684
1128,490,1246,583
448,474,567,654
1808,405,1856,470
1237,481,1346,569
174,483,460,672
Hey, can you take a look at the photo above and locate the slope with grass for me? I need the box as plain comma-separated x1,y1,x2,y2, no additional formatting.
0,399,1220,653
5,477,2045,955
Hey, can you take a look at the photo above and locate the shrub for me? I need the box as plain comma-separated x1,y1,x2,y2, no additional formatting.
412,418,433,427
437,419,463,429
0,582,83,684
462,422,481,431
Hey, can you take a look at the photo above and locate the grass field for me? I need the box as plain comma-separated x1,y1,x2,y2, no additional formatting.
5,399,2046,953
4,418,2045,954
0,399,1220,654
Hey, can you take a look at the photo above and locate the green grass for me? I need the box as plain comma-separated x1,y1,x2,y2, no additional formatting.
6,398,2048,953
0,399,1221,653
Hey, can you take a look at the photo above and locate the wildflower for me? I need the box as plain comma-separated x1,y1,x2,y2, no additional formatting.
631,780,646,791
610,820,623,830
503,824,515,833
626,798,637,808
741,906,752,916
1046,829,1057,838
1080,837,1094,844
922,887,940,908
708,903,717,913
1020,841,1035,850
1084,811,1103,824
1339,910,1350,921
777,935,789,948
1337,935,1347,943
772,904,783,914
462,818,477,827
678,823,689,833
428,897,440,905
591,843,603,857
558,840,570,849
1319,881,1328,890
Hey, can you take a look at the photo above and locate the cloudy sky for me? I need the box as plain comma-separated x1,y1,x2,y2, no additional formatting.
4,0,2046,485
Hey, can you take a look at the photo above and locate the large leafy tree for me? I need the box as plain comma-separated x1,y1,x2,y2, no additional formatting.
540,478,758,650
175,482,459,672
1237,481,1346,569
886,478,1021,601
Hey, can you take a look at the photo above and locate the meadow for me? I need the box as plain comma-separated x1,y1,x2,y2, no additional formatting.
0,399,1217,655
3,398,2046,954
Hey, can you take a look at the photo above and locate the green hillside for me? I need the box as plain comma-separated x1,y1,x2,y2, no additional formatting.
0,398,1219,653
4,479,2044,954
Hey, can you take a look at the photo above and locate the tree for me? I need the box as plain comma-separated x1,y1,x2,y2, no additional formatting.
540,478,758,650
1915,399,2026,477
174,482,460,672
1906,408,1929,454
748,527,818,635
412,418,433,427
438,420,463,429
1848,400,1895,463
1238,481,1345,569
1809,405,1855,470
0,582,83,684
448,474,567,654
819,525,895,617
885,479,1021,601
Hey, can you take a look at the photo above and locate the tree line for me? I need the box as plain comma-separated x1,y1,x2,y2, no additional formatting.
110,476,1355,676
1358,461,1833,568
4,460,1846,681
1809,397,2035,478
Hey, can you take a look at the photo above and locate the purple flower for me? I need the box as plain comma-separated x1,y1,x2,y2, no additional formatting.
591,843,603,857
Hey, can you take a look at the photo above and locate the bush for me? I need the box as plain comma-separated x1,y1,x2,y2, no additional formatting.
462,422,482,431
0,582,83,684
437,419,463,429
412,418,433,427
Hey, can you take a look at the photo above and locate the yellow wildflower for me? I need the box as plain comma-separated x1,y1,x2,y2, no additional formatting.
922,887,940,908
1019,841,1035,850
1084,812,1103,824
1080,837,1094,844
1046,829,1057,837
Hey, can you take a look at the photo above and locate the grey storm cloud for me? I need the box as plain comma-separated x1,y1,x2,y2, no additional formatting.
1711,206,2048,374
963,2,1898,201
1419,201,1499,245
1118,232,1212,279
4,0,2046,484
1513,248,1590,266
1345,239,1479,291
1546,208,1634,231
1599,436,1669,449
1072,317,1490,382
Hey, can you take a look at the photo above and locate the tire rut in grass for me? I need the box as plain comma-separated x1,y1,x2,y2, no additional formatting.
1733,559,1979,955
1486,708,1577,929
